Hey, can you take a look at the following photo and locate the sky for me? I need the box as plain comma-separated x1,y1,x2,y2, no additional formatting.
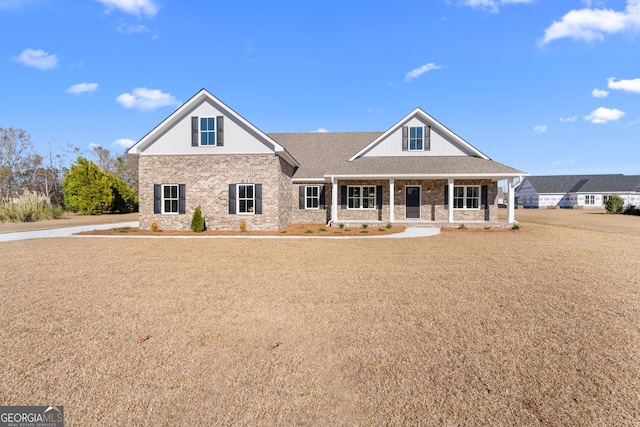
1,0,639,176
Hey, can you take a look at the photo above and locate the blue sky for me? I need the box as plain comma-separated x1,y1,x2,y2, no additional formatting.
1,0,639,176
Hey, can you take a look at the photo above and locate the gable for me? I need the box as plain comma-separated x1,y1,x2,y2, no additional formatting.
129,89,298,166
350,108,487,160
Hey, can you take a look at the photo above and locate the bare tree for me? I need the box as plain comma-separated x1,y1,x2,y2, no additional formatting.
91,145,116,174
0,127,35,201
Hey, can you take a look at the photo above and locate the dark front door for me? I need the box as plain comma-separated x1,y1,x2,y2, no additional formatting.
406,186,420,219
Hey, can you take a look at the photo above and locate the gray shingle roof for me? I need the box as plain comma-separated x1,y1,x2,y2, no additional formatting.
269,132,525,179
523,174,640,194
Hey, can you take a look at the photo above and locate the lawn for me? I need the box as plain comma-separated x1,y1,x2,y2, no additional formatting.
0,211,638,426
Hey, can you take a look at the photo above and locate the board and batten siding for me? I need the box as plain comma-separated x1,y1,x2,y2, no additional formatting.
363,117,470,157
142,100,275,155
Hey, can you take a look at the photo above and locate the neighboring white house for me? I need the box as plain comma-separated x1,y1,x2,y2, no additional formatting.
515,174,640,208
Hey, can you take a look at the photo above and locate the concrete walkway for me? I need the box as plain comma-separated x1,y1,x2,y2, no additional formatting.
0,222,440,242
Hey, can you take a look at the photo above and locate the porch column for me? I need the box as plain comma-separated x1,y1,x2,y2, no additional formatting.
448,178,454,223
331,177,338,224
508,178,515,224
389,179,395,223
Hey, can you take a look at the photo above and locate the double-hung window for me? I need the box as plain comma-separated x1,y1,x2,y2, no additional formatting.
306,186,319,209
238,184,255,213
163,184,179,214
409,127,423,150
453,185,480,209
584,195,595,205
200,117,216,146
348,186,376,209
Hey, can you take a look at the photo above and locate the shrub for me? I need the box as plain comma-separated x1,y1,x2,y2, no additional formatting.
0,191,63,222
150,220,158,232
338,223,345,229
605,195,624,214
512,223,521,230
362,224,368,229
458,224,467,230
191,206,205,232
239,219,247,232
386,222,392,229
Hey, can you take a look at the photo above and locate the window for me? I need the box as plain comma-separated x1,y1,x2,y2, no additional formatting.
238,184,255,213
348,186,376,209
453,185,480,209
584,195,595,205
163,184,179,214
200,117,216,145
409,127,423,150
306,186,319,209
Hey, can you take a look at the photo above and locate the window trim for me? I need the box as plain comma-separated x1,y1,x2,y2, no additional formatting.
584,194,595,205
199,117,216,146
305,185,320,210
347,185,376,210
453,185,480,210
162,184,179,214
408,126,423,151
237,184,255,214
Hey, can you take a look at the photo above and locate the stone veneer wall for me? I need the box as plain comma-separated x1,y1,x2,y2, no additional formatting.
138,154,294,231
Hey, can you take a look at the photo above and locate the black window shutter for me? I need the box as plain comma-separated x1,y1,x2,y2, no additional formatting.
153,184,161,214
425,126,431,151
255,184,262,214
191,117,199,147
340,186,347,209
402,126,408,151
228,184,236,214
481,185,488,209
216,116,224,146
299,186,305,209
178,184,186,214
444,185,449,207
376,185,383,209
319,186,326,209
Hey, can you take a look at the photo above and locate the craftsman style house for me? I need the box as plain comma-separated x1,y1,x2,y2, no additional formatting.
128,89,526,230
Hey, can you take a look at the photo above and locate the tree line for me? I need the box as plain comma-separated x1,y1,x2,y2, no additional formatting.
0,127,138,219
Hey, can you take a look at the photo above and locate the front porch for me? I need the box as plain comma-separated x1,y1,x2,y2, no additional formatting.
329,219,514,229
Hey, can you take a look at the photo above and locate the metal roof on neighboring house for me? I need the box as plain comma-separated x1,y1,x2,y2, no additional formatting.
521,174,640,194
269,132,526,180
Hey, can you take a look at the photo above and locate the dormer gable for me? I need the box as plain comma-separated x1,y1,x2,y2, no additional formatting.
348,108,489,161
128,89,298,167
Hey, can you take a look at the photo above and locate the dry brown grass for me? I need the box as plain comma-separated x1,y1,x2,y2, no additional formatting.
1,211,639,426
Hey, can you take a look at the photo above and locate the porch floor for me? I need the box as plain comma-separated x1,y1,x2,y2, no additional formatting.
330,219,514,229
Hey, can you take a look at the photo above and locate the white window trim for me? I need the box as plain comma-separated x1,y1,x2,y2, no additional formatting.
347,185,376,210
408,126,423,151
237,184,255,215
162,184,179,215
199,117,216,146
305,185,320,210
584,194,595,205
453,185,481,210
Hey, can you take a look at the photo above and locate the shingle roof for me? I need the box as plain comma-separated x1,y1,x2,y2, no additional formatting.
269,132,525,179
523,174,640,194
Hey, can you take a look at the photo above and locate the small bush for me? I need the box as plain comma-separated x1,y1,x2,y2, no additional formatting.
458,224,467,230
305,229,313,234
484,225,492,230
0,191,63,223
386,222,392,229
150,220,158,232
512,223,521,230
360,230,368,234
319,227,327,232
191,206,205,232
378,228,386,232
362,224,368,229
239,219,247,232
338,223,345,229
605,195,624,214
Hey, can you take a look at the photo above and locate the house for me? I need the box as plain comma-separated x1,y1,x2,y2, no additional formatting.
128,89,527,231
515,174,640,209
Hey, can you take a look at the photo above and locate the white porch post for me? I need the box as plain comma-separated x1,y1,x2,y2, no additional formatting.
331,177,338,224
508,178,515,224
448,178,454,223
389,179,395,223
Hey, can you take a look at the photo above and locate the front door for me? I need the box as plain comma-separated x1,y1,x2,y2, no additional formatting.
406,186,421,219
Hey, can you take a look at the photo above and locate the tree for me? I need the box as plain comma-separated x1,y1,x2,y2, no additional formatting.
0,127,35,201
63,157,114,215
107,173,137,213
114,153,138,196
605,195,624,214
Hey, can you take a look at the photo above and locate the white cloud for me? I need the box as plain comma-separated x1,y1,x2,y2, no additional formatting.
312,128,329,133
66,82,99,94
95,0,159,18
116,88,180,111
12,48,58,70
584,107,625,123
112,138,135,148
608,77,640,93
592,88,609,97
540,0,640,45
404,63,443,82
533,125,548,133
116,22,150,35
457,0,533,13
560,115,578,122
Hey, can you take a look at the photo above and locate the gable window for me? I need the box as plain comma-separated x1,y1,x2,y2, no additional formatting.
306,186,320,209
409,127,423,150
348,186,376,209
200,118,216,145
453,185,480,209
584,195,595,205
238,184,255,213
163,184,179,214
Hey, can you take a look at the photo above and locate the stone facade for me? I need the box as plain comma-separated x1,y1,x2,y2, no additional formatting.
139,154,294,231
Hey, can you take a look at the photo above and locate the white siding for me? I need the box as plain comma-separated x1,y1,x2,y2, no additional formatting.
143,100,275,156
364,117,470,157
